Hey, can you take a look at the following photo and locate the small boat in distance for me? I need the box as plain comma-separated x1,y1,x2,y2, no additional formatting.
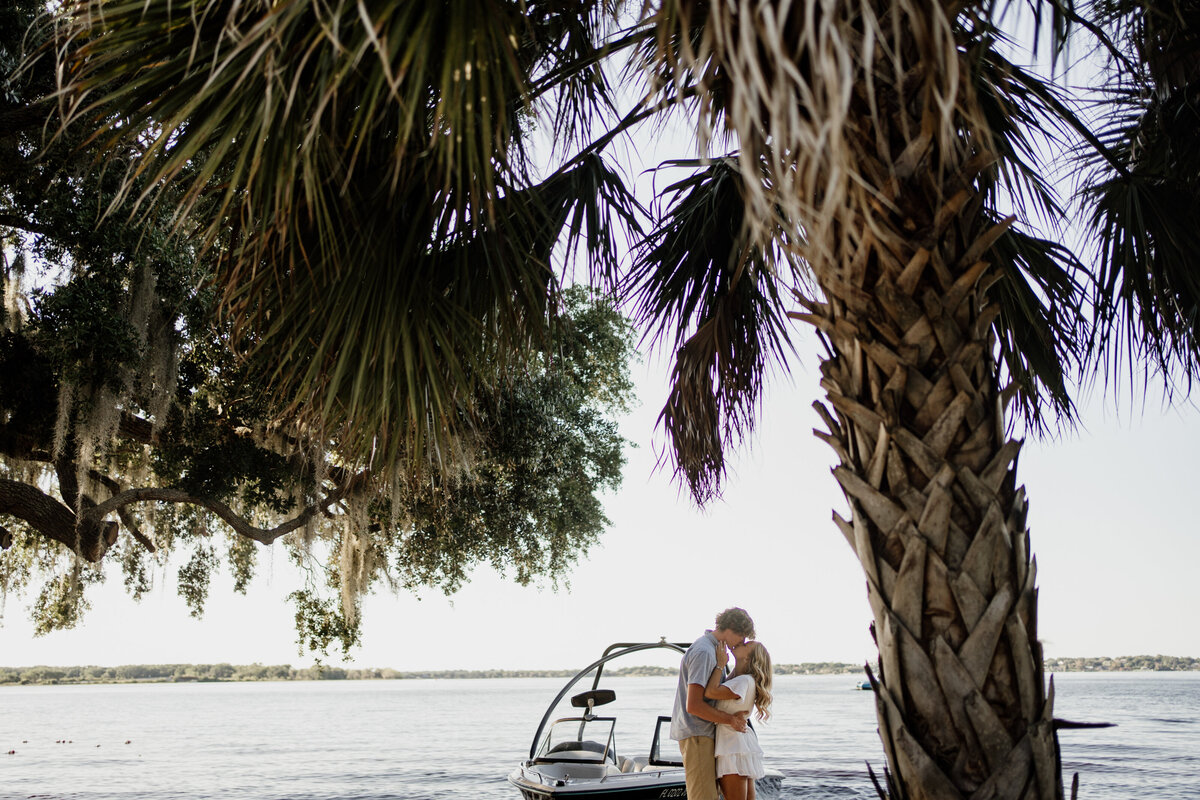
508,639,783,800
855,680,872,690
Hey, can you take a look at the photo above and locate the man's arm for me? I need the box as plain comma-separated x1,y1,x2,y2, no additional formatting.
685,682,747,732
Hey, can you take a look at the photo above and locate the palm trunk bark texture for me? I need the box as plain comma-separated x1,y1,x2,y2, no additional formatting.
795,32,1066,799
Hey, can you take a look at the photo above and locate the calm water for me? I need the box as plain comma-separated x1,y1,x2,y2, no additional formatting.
1,672,1196,799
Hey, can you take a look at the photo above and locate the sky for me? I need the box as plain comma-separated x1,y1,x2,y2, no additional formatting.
3,332,1199,672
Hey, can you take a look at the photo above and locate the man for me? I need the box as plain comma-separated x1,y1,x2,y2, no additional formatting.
670,607,756,800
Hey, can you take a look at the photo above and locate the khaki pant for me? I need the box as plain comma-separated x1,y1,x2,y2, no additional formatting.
679,735,719,800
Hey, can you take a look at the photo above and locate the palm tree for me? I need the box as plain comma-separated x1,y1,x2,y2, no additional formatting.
627,3,1087,796
52,0,643,481
50,0,1200,797
627,2,1199,798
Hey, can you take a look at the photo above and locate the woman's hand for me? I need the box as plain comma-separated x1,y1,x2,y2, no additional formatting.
716,643,729,670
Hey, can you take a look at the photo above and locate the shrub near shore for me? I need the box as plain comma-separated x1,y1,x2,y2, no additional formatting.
3,656,1197,686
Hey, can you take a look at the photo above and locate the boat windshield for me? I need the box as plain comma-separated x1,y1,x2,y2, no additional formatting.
649,716,684,766
535,717,616,764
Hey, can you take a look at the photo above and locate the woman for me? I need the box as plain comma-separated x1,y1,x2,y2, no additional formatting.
705,640,773,800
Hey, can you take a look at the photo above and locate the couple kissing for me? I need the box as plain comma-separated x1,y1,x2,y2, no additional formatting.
670,607,773,800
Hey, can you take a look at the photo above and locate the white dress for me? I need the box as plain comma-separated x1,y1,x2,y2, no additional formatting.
713,673,766,779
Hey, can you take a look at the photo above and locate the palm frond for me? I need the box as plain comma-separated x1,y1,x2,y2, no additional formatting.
523,0,627,152
987,219,1089,432
628,159,793,502
60,0,541,230
542,152,645,288
969,42,1077,223
628,0,729,154
1088,0,1200,93
225,152,639,476
1082,153,1200,386
1074,0,1200,389
993,0,1078,69
52,0,639,476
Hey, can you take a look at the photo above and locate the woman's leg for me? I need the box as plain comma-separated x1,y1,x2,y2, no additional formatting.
718,774,750,800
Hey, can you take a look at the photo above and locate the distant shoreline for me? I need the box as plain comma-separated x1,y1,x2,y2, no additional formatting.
2,656,1197,686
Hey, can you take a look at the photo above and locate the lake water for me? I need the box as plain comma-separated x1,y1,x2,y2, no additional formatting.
1,672,1197,799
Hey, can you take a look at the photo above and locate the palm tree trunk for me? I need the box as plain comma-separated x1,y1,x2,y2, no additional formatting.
641,1,1075,793
798,79,1066,800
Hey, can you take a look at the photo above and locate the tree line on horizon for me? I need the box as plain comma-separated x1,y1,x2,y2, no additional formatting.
5,656,1197,686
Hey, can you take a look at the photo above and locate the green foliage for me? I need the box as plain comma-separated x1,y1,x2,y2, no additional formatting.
33,277,143,391
28,562,104,635
392,286,635,593
1077,0,1200,388
1,256,635,656
0,329,56,435
54,0,641,483
12,0,1196,676
289,588,362,657
176,541,217,618
227,534,257,595
1,0,637,657
0,662,300,683
117,535,151,600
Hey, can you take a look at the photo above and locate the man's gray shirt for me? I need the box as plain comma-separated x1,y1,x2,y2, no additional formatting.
670,631,718,740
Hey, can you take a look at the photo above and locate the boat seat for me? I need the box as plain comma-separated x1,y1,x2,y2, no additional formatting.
544,740,617,764
624,756,650,773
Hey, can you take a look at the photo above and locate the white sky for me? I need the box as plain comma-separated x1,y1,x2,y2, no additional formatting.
3,338,1198,671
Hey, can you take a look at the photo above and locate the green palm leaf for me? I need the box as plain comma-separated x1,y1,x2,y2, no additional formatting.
56,0,638,475
1077,0,1200,388
987,220,1088,430
627,158,794,501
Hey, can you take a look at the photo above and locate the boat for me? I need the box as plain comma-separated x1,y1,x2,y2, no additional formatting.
508,639,783,799
854,680,872,691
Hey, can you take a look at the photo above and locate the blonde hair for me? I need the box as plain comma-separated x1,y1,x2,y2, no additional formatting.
744,642,773,721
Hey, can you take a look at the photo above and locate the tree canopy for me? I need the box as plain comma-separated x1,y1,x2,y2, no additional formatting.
0,0,637,654
37,0,1200,500
4,0,1198,657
